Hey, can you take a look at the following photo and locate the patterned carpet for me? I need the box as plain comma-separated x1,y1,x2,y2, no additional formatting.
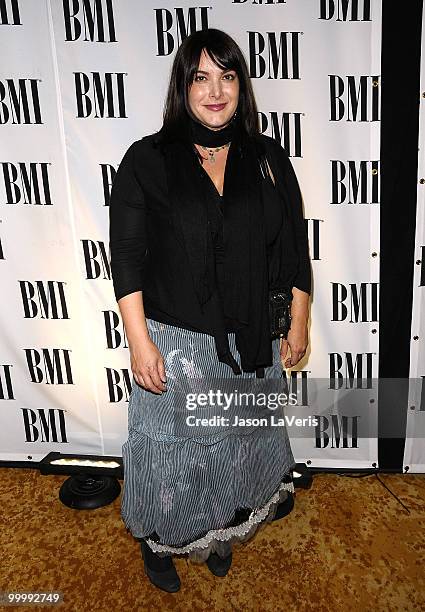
0,467,424,611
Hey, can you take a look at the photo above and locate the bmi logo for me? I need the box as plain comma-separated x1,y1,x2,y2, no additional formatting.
329,352,375,382
155,7,210,55
104,310,128,349
258,111,303,156
100,163,116,206
331,160,380,204
282,370,309,407
0,365,13,399
319,0,371,21
307,219,322,261
315,415,359,448
233,0,286,4
82,239,110,280
22,408,68,443
330,75,380,122
0,162,51,204
63,0,116,42
106,368,132,402
20,281,69,319
25,348,74,384
0,79,42,124
331,282,379,322
74,72,127,118
248,32,301,79
0,0,21,25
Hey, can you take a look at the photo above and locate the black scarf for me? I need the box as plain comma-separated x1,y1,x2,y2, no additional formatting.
161,114,272,377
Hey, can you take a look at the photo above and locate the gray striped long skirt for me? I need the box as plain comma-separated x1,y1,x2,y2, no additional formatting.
121,318,296,563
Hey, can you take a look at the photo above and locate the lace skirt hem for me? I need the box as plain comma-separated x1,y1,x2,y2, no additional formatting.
142,478,294,563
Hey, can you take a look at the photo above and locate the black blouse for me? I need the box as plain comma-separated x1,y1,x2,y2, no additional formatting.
109,133,311,342
205,174,284,334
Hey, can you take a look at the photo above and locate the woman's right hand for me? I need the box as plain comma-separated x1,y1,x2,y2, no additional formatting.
130,338,167,394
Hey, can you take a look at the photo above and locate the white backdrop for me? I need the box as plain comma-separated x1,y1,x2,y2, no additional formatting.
0,0,385,468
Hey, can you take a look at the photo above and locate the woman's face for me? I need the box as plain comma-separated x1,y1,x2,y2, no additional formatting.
188,48,240,131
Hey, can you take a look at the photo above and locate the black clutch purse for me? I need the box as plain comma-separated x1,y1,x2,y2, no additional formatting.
269,288,293,339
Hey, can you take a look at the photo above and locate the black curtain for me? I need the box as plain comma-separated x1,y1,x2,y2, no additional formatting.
378,1,423,470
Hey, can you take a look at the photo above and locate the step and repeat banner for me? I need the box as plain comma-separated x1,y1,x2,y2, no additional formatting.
1,0,386,469
403,4,425,473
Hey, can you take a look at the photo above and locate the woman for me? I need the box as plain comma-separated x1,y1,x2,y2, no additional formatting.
109,28,311,593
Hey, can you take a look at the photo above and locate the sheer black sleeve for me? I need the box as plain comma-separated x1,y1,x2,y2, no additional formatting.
109,141,148,302
281,146,312,295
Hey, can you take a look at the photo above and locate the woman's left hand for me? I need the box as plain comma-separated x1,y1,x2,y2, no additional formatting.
280,319,308,368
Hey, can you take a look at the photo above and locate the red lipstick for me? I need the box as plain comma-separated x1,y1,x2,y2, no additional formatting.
205,103,226,111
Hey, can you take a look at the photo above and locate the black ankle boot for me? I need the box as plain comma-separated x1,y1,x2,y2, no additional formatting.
140,540,181,592
272,492,295,521
206,551,232,577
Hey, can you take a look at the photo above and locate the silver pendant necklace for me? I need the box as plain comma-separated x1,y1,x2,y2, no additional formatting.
199,141,231,164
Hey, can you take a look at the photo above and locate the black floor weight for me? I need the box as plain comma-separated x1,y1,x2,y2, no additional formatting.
59,472,121,509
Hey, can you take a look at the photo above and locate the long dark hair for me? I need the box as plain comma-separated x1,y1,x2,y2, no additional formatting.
158,28,260,143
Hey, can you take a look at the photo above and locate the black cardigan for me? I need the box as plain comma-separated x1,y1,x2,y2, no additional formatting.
109,132,311,340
